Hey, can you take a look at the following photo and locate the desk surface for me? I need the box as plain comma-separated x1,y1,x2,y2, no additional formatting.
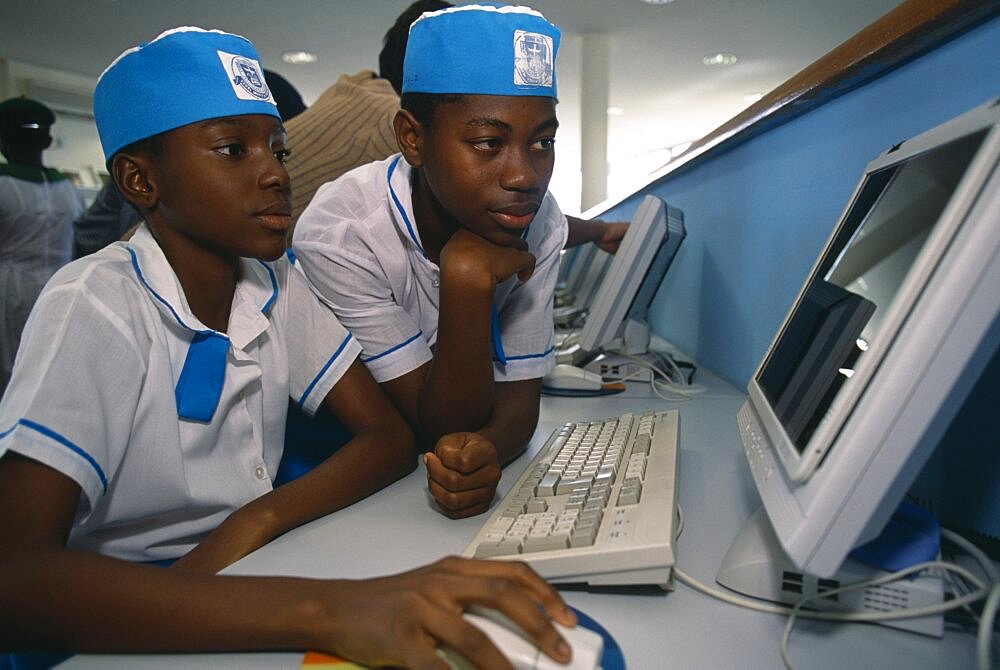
60,364,980,669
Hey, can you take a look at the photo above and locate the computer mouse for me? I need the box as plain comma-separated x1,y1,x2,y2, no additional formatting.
438,608,604,670
542,364,605,391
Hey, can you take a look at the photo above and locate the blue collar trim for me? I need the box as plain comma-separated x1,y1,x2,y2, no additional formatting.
387,156,427,258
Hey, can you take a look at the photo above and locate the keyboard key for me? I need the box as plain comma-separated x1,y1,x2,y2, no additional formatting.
536,472,560,496
526,498,548,513
556,476,593,495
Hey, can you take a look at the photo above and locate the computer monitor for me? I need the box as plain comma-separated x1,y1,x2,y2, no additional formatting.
717,98,1000,629
577,195,686,356
553,243,611,328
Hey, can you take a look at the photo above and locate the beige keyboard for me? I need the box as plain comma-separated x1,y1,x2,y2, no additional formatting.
462,409,680,588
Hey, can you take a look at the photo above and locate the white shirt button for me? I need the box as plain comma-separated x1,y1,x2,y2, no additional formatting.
254,465,266,480
431,277,440,288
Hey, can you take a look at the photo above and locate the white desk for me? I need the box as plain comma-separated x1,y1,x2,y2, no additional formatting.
60,366,981,669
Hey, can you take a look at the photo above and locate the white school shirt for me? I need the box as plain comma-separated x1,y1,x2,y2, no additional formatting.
0,224,361,562
292,154,567,383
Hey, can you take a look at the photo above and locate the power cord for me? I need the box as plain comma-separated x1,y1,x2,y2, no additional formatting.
603,349,708,401
670,505,998,669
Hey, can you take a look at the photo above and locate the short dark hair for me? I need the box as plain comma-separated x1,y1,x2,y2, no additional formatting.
263,69,306,121
379,0,452,95
399,92,465,127
116,132,166,162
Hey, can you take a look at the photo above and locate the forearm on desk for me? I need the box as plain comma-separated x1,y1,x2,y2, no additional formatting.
416,268,497,441
475,379,542,465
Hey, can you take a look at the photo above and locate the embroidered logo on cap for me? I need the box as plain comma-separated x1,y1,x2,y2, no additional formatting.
217,50,273,102
513,30,553,88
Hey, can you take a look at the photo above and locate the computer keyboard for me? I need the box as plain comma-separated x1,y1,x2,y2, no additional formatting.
462,409,679,589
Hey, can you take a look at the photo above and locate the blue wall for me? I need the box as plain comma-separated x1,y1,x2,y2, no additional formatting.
601,16,1000,388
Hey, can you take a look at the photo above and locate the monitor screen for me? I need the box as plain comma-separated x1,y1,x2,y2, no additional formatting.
758,129,987,463
732,98,1000,579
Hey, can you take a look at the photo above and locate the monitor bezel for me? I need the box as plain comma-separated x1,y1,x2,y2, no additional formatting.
748,102,1000,485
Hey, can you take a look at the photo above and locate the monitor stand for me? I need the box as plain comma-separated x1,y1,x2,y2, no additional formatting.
716,507,944,637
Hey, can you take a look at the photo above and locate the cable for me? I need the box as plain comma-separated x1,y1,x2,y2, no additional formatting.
670,505,997,669
605,349,707,401
978,582,1000,670
940,526,999,627
779,560,990,669
942,527,1000,585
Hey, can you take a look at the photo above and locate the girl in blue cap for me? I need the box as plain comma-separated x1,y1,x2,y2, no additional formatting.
0,26,575,667
293,3,569,520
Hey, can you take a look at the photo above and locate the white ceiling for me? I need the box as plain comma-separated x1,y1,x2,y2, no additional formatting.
0,0,901,212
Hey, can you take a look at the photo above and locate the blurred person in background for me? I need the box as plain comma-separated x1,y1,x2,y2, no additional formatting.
0,96,84,395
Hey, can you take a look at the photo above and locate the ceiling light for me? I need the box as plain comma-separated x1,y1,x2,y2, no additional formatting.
281,51,317,65
607,106,625,116
703,52,738,67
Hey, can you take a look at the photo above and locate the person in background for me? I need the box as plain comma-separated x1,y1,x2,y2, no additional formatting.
285,0,628,251
72,69,306,260
0,96,84,396
293,3,572,519
0,26,577,669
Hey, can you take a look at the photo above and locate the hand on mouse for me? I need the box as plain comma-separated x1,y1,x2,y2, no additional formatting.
425,432,502,519
314,556,576,669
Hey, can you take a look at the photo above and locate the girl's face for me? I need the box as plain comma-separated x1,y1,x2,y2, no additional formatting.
146,114,292,263
410,95,558,248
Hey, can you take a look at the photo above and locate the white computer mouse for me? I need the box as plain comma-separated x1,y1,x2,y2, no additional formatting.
542,364,605,391
438,608,603,670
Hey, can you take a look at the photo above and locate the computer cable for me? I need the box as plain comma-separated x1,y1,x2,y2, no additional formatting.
941,528,1000,629
670,505,998,669
596,348,702,401
978,582,1000,670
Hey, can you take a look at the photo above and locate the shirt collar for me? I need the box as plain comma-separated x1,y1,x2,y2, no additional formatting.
126,223,279,350
386,154,427,257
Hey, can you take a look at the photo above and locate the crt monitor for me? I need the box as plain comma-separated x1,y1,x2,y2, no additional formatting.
719,95,1000,599
577,195,686,356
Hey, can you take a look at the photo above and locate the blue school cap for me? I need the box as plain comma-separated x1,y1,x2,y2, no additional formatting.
94,26,280,164
402,3,560,98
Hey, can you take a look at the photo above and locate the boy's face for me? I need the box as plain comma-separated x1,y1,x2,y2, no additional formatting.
144,114,291,262
416,94,557,247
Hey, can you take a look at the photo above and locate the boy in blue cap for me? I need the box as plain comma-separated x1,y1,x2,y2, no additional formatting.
0,26,575,666
293,3,568,519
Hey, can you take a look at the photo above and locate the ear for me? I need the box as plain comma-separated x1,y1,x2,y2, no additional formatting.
393,109,424,168
112,153,157,212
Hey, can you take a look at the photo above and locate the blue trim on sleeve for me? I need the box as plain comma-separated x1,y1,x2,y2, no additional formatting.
387,156,427,258
359,330,424,364
1,419,108,492
490,302,507,364
298,332,356,410
500,345,556,362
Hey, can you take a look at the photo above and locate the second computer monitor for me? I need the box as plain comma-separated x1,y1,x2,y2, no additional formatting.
578,195,686,355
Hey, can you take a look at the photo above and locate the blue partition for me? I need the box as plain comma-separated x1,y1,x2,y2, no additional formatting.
598,16,1000,389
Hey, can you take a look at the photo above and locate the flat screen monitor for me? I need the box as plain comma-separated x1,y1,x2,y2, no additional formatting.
553,244,611,328
578,195,686,355
727,97,1000,581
